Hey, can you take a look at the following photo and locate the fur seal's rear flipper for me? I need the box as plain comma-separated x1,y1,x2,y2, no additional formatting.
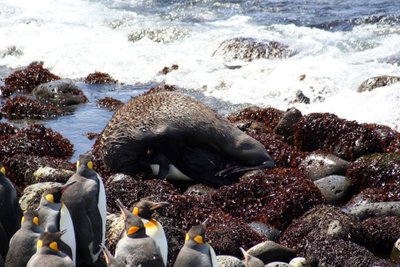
100,91,275,186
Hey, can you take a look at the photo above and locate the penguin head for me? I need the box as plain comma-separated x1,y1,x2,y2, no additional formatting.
240,247,265,267
37,231,64,252
76,153,95,176
21,210,40,226
116,199,146,237
185,223,207,246
132,198,169,220
42,182,76,204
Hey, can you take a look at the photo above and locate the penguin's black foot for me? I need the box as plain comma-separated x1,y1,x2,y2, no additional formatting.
215,160,275,177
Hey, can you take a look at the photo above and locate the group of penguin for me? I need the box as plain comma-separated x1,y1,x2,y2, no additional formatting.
0,153,266,267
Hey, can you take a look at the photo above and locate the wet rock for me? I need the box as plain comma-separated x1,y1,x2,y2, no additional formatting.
279,205,368,254
217,255,245,267
19,182,63,211
84,71,117,84
159,64,179,75
291,90,310,104
31,167,74,184
363,123,399,149
346,153,400,191
97,97,124,111
213,37,292,62
343,201,400,219
210,168,324,230
3,154,73,189
1,95,66,120
362,216,400,257
128,27,189,43
357,75,400,92
0,124,73,161
265,262,290,267
228,107,284,133
4,62,60,93
299,153,350,181
248,222,281,241
314,175,353,204
33,79,88,106
0,46,23,58
294,113,383,161
85,132,99,140
288,257,309,267
105,212,124,253
273,107,303,144
247,241,296,264
184,184,215,196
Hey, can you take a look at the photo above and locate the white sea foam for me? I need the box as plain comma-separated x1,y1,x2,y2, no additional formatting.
0,0,399,129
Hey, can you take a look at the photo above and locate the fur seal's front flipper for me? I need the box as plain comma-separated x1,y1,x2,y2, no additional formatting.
215,159,276,177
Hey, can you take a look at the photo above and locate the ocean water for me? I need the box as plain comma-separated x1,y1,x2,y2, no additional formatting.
0,0,400,159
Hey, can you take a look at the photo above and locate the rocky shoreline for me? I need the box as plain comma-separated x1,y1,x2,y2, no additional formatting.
0,60,400,267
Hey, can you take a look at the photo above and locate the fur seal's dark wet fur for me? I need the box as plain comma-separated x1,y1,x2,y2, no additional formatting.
99,91,274,185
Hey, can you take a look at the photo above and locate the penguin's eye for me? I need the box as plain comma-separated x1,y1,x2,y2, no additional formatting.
127,226,139,235
133,207,139,216
49,241,59,251
33,216,39,225
21,216,25,224
194,235,204,244
37,240,43,249
87,161,93,170
45,194,54,203
0,166,5,175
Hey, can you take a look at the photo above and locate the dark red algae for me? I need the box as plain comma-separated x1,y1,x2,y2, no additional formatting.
4,62,60,93
228,107,284,133
84,71,118,84
97,97,124,111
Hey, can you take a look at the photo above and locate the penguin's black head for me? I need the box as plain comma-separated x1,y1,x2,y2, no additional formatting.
21,210,39,226
76,153,95,175
42,187,63,204
37,231,64,252
116,199,145,237
132,199,169,220
185,224,206,245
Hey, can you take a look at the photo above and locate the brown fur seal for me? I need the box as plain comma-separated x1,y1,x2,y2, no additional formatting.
99,91,274,185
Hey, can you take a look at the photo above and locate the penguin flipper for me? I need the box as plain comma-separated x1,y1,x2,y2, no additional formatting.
215,160,276,177
209,244,219,267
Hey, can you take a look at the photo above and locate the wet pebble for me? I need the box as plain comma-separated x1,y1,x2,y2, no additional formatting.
273,107,302,143
313,175,353,204
300,153,350,181
343,201,400,219
247,241,296,264
217,255,245,267
265,262,290,267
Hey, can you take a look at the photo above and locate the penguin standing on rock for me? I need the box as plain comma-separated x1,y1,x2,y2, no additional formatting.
173,221,219,267
5,210,43,267
115,199,165,267
37,183,76,264
0,164,22,246
132,198,169,266
61,153,107,266
27,231,74,267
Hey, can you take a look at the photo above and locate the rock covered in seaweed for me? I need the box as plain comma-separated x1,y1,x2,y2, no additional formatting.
210,168,324,230
97,97,124,111
294,113,383,161
4,62,60,93
33,79,88,106
213,37,293,62
1,95,66,120
228,107,284,133
84,71,117,84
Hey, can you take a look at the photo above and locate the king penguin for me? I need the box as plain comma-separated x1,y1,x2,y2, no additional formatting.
240,247,264,267
115,199,165,267
132,198,169,266
5,210,43,267
37,182,76,264
100,244,120,267
26,231,74,267
173,221,219,267
61,153,107,266
0,164,22,247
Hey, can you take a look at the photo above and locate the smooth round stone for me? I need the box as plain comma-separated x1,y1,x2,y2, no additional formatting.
19,182,63,211
343,201,400,219
33,79,87,106
274,107,302,141
217,255,245,267
289,257,308,267
314,175,353,204
31,166,74,183
248,222,281,241
247,241,296,264
265,262,290,267
300,154,350,181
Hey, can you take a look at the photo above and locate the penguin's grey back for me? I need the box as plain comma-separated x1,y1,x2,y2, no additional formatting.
173,244,213,267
